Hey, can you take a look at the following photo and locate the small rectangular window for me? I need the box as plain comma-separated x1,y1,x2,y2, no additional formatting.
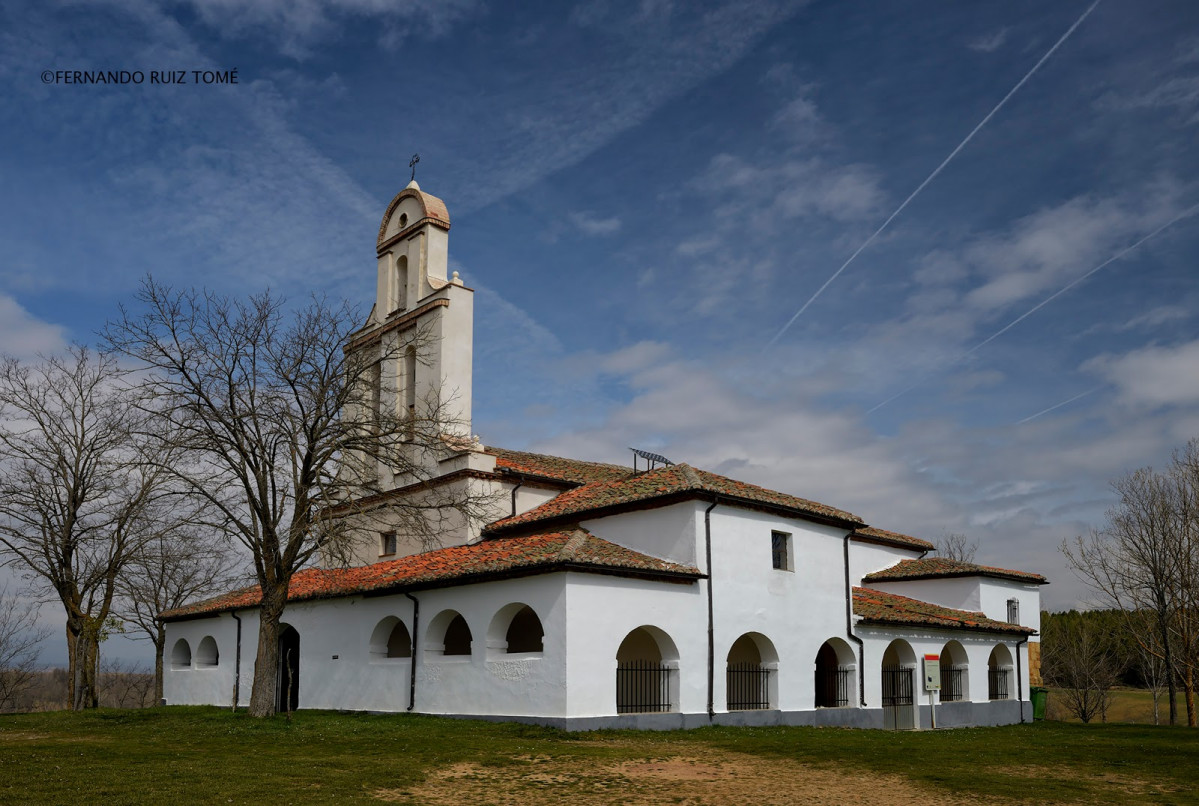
771,531,791,571
380,532,397,556
1007,598,1020,625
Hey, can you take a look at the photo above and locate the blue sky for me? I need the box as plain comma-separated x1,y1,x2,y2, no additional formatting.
3,0,1199,665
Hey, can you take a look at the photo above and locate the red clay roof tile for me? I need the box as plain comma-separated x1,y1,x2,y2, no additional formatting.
161,529,700,621
485,462,864,533
863,557,1047,584
853,586,1034,634
850,526,934,552
484,446,633,486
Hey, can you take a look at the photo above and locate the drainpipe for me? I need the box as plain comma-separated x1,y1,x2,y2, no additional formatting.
704,501,717,721
1016,634,1029,724
405,593,420,712
231,611,243,712
843,533,866,706
510,481,523,518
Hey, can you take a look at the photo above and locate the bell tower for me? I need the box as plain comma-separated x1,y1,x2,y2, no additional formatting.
346,177,484,484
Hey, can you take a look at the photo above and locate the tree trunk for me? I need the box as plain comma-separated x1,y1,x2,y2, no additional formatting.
84,635,99,709
1185,667,1196,728
1161,615,1178,726
64,623,77,709
247,589,287,717
153,627,165,705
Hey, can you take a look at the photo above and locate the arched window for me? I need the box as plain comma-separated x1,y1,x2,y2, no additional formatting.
403,346,417,440
195,636,219,668
615,626,679,714
394,255,408,311
425,610,473,659
170,638,192,670
487,603,544,655
939,640,969,702
814,637,856,708
726,633,778,711
369,616,412,660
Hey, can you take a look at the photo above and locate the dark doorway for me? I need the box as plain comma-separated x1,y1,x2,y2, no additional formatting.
277,625,300,713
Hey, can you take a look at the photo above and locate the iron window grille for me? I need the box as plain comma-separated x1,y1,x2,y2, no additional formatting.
815,666,852,708
726,663,772,710
940,666,965,702
616,660,672,713
988,668,1010,700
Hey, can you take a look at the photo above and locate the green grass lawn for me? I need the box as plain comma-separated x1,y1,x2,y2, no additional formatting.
0,708,1196,805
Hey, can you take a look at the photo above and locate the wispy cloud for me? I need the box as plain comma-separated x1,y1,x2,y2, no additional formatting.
569,211,622,236
167,0,481,58
968,27,1010,53
767,0,1102,346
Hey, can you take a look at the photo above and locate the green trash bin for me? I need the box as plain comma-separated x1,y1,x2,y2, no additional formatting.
1030,686,1048,721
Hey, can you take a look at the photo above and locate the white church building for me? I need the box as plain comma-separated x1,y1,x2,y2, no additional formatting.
161,179,1046,730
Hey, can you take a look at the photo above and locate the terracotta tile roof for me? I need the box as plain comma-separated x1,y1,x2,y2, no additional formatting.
850,526,934,552
484,446,633,486
485,463,864,534
853,587,1035,635
160,530,701,621
863,557,1047,585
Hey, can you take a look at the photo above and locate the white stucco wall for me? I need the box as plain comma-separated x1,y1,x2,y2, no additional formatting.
162,613,241,707
165,574,570,717
706,507,852,712
580,501,704,566
848,540,924,584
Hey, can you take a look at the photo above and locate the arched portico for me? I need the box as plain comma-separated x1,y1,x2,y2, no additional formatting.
615,626,679,714
814,637,856,708
939,640,968,702
881,639,916,730
988,644,1014,700
725,632,778,711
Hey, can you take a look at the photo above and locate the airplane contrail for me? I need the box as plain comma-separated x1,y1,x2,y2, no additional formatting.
1015,386,1100,425
866,202,1199,415
767,0,1102,347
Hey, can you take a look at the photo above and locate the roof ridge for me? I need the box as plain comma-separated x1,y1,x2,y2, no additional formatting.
677,462,703,488
559,528,589,559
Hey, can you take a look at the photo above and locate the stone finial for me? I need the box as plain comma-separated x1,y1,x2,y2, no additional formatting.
451,271,462,285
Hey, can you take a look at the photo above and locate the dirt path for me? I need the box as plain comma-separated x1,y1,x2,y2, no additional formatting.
375,749,1014,805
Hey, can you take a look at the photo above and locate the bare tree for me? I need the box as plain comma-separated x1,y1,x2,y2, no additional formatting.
0,347,169,710
105,280,498,716
115,519,240,704
1063,441,1199,727
0,585,49,712
97,656,155,709
936,532,978,563
1041,611,1120,723
1127,609,1170,725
